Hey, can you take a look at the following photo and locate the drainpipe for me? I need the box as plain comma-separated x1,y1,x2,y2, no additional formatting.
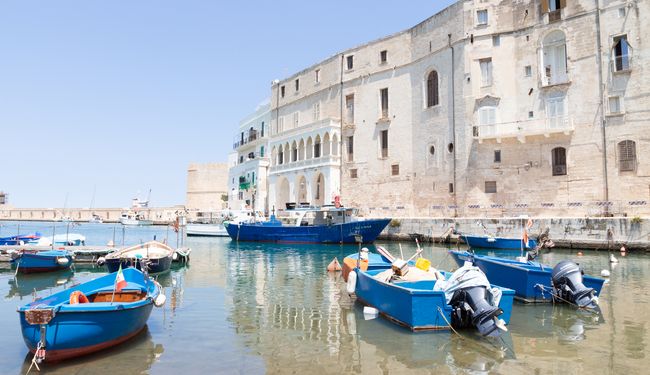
449,34,458,218
339,54,344,203
595,0,609,216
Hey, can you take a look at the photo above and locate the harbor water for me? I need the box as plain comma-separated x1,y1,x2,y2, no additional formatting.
0,221,648,374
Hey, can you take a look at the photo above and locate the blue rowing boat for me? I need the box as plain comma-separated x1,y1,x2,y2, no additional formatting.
0,233,41,245
225,207,390,244
11,250,73,274
449,250,605,306
17,268,164,363
462,234,537,250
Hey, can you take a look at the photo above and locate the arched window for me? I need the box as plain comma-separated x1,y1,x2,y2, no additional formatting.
552,147,567,176
618,140,636,171
291,141,298,162
542,30,568,85
427,71,439,107
314,136,322,158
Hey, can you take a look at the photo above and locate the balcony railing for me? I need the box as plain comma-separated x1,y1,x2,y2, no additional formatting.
269,155,341,174
472,115,573,141
233,127,266,150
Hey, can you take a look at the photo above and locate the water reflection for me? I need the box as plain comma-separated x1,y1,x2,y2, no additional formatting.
6,270,74,299
20,327,164,374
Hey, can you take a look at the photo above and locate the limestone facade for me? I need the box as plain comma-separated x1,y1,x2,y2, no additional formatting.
252,0,650,218
186,162,229,215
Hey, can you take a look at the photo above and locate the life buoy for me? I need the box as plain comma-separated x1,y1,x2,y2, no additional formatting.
70,291,89,304
346,271,357,294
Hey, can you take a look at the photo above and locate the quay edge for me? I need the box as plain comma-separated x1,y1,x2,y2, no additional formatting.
378,217,650,252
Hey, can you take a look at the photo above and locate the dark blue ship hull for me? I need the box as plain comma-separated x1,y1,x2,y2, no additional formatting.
225,218,390,244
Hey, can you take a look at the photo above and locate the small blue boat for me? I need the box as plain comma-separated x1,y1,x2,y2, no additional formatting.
462,234,537,250
353,267,514,335
17,268,164,362
449,250,605,307
11,250,73,274
225,206,390,244
0,233,41,246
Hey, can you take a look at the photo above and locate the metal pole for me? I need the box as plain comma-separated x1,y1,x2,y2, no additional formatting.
51,223,56,250
112,225,116,247
122,226,125,246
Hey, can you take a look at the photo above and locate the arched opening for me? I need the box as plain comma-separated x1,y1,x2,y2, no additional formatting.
542,30,568,85
323,133,331,157
426,70,439,107
313,173,325,206
276,178,290,211
331,134,339,156
298,139,305,161
284,143,290,164
296,175,308,204
306,137,313,159
314,135,322,158
291,141,298,162
271,146,278,166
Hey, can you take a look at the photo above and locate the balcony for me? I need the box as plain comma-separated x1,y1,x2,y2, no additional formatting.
269,155,341,175
472,116,574,143
233,126,266,150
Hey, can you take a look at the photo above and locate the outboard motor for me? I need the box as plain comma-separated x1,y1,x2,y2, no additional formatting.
450,286,505,337
551,260,598,309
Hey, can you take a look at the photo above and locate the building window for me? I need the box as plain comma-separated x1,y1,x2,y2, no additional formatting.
485,181,497,193
280,85,285,98
291,144,297,162
313,102,320,121
380,88,389,118
261,121,265,137
613,35,631,72
618,140,636,172
293,112,299,128
239,155,243,163
278,148,284,165
380,130,388,158
429,145,435,155
618,7,626,17
525,65,532,77
260,146,265,157
345,94,354,124
609,96,623,114
427,70,439,107
477,10,488,25
479,58,493,86
447,143,454,153
528,111,534,118
552,147,567,176
380,50,387,64
494,150,501,163
347,55,354,70
295,79,300,91
391,164,400,176
492,35,500,46
546,94,566,129
315,69,320,83
350,169,358,178
314,138,321,158
542,30,568,85
449,183,454,193
347,136,354,162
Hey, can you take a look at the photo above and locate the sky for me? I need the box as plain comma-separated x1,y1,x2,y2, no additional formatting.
0,0,456,208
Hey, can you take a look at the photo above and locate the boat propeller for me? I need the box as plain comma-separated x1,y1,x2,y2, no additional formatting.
551,260,598,309
450,286,506,337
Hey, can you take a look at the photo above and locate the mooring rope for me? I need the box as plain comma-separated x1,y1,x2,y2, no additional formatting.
437,306,464,339
26,342,43,373
534,284,600,314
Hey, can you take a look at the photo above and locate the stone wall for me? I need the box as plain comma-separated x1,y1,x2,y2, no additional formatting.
186,162,228,212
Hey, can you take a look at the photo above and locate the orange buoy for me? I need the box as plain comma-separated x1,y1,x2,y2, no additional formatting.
69,291,89,304
327,257,342,272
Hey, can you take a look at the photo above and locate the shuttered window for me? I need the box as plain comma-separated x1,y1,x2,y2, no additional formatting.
618,140,636,171
552,147,567,176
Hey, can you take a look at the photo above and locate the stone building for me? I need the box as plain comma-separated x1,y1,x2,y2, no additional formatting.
186,162,228,218
253,0,650,217
227,102,271,212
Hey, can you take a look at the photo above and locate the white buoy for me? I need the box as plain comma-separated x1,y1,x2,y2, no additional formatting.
601,269,610,277
346,271,357,294
609,254,618,263
154,293,167,307
363,306,378,320
57,257,70,266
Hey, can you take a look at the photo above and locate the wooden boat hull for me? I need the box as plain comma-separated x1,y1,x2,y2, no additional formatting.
449,250,606,303
17,268,159,362
463,235,537,250
105,255,172,274
353,268,514,331
225,218,391,244
11,251,73,274
104,241,174,274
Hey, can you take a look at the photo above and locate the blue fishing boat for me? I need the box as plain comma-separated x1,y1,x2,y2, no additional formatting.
0,233,41,246
17,268,165,363
224,206,390,244
449,250,605,307
11,250,73,274
462,234,537,250
344,248,514,336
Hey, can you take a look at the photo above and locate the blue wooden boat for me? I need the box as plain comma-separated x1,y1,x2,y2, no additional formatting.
449,250,606,306
0,233,41,245
462,234,537,250
11,250,73,274
352,267,514,335
225,207,390,244
17,268,164,362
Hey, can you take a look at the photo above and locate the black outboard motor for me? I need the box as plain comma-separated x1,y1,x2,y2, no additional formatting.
551,260,598,309
450,286,505,337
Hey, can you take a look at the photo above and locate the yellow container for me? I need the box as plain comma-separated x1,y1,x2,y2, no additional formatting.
415,257,431,271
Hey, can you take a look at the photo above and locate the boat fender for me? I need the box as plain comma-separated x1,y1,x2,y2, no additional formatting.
346,271,357,294
57,257,70,266
172,252,179,261
96,257,106,266
69,291,89,304
154,293,166,307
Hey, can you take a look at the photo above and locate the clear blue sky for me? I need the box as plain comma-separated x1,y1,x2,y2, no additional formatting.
0,0,456,208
